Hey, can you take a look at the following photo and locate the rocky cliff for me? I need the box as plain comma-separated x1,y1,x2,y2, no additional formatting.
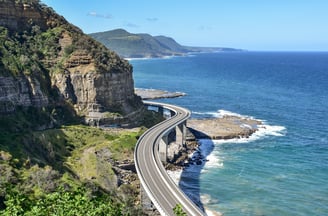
0,76,49,113
0,0,45,30
0,0,144,126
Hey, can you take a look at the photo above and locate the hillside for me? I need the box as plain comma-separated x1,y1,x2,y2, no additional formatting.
90,29,188,58
0,1,145,126
0,0,159,214
90,29,242,58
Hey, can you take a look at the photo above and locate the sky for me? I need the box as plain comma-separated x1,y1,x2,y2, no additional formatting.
41,0,328,51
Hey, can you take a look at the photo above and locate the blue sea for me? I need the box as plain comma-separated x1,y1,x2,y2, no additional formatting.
130,52,328,216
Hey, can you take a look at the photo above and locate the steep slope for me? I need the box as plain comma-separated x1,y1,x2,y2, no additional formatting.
90,28,189,58
154,35,189,53
0,0,144,127
0,1,151,214
90,28,243,58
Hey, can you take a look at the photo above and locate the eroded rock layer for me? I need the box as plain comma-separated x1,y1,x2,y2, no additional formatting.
0,0,143,125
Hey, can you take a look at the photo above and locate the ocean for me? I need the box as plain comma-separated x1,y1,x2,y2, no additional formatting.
129,52,328,216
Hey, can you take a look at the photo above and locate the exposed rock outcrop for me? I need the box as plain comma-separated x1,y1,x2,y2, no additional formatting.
0,0,144,126
52,56,140,115
135,88,186,100
187,116,261,139
0,0,43,30
0,75,49,113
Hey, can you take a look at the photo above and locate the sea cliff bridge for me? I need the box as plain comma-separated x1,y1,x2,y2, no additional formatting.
134,101,205,216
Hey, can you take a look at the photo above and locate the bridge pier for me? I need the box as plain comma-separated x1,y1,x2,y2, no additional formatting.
159,134,168,163
137,102,203,215
158,121,187,163
176,121,187,148
145,103,188,163
158,106,164,116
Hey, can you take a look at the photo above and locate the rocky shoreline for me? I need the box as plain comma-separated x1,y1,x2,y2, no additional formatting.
188,116,261,139
110,88,262,214
167,115,262,170
135,88,186,100
132,88,262,214
105,111,262,215
165,116,262,216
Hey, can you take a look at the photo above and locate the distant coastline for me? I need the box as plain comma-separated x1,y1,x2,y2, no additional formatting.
90,28,243,59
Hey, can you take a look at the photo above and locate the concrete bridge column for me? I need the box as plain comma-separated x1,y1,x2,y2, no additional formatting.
159,134,168,163
158,106,164,116
176,121,187,147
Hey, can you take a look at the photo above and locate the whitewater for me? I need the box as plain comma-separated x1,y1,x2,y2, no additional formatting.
130,52,328,216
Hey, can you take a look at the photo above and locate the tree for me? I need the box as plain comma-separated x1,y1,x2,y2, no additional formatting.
0,188,124,216
173,203,187,216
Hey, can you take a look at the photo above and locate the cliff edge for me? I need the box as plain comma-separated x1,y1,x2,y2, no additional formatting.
0,0,144,127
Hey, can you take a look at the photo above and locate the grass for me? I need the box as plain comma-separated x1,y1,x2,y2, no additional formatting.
110,130,144,160
0,124,144,192
1,122,144,167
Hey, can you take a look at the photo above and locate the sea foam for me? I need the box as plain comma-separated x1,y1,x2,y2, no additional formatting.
193,109,286,140
191,110,286,169
168,109,286,214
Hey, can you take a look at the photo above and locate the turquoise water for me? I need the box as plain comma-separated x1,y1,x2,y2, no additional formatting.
130,52,328,216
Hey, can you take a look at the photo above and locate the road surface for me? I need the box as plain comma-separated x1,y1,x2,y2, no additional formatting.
134,101,205,216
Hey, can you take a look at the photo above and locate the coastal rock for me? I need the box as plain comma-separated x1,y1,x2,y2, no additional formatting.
53,61,140,115
135,88,186,100
187,116,261,139
166,116,262,171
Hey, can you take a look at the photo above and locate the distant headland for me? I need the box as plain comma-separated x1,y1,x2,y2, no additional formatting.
89,28,243,58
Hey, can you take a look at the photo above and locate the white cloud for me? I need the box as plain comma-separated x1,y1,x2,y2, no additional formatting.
87,11,113,19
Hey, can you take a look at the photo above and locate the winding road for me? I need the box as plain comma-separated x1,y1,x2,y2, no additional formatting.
134,101,205,216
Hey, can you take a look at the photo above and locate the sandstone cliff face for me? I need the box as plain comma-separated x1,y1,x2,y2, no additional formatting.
0,0,144,124
0,0,48,31
52,34,142,117
0,75,49,113
53,64,138,114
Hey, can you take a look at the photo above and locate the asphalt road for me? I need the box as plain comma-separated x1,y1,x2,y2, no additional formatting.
134,101,205,216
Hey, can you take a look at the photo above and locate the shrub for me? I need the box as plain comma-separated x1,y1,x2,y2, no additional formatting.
0,187,125,216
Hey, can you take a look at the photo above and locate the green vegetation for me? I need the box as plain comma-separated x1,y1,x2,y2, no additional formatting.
0,125,145,215
14,0,40,3
0,105,159,214
0,12,129,78
0,25,61,77
90,29,188,58
110,128,146,160
89,28,241,58
0,2,162,214
1,187,124,216
173,204,187,216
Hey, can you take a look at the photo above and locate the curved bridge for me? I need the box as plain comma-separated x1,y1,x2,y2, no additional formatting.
134,101,204,216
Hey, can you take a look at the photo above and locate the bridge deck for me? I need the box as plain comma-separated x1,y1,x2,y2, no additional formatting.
134,101,205,216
